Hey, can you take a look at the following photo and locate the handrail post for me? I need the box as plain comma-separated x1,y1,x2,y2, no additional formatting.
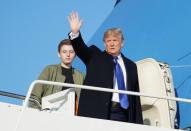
13,80,38,131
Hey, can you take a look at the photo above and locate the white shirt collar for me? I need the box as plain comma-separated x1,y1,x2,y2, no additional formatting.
116,54,122,60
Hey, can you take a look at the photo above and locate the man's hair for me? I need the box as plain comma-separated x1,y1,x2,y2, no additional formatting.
58,39,72,52
103,28,124,41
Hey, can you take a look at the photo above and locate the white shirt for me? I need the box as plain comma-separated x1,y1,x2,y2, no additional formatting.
112,54,127,102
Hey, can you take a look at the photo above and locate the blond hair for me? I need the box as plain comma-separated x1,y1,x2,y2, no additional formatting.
103,28,124,41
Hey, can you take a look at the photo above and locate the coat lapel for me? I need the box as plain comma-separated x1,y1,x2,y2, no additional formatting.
54,65,66,92
73,70,80,84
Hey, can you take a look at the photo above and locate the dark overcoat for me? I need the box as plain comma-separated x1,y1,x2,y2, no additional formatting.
70,33,143,124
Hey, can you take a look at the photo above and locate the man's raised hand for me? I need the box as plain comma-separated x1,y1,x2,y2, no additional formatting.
68,11,83,34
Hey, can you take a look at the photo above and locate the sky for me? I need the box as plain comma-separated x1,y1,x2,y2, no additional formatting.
0,0,115,104
1,0,191,128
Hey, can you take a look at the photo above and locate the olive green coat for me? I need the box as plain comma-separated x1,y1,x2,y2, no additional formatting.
28,64,84,109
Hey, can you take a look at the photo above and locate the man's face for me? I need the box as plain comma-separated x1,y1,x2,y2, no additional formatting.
104,35,123,56
58,45,76,66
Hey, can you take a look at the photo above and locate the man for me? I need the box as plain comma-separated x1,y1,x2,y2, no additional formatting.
28,39,84,114
68,12,143,124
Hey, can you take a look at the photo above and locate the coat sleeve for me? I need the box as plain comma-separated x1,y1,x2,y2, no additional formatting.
134,66,143,124
69,32,91,65
28,66,51,109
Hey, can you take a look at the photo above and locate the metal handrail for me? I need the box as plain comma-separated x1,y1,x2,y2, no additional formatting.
0,90,41,108
0,90,25,100
14,80,191,131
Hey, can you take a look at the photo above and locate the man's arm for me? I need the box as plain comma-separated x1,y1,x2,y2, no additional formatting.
68,12,91,64
134,66,143,124
28,66,50,109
